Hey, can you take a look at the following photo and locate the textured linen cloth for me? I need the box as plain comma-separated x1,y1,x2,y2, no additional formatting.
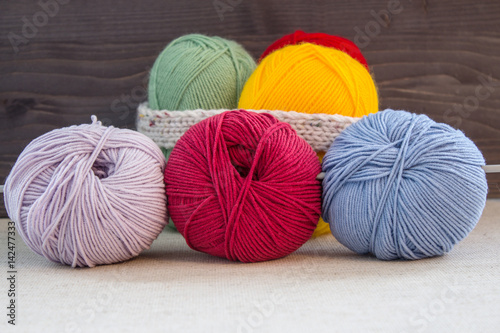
1,200,499,333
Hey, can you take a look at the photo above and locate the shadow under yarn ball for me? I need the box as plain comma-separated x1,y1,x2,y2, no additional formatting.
165,110,322,262
3,117,168,267
322,110,488,260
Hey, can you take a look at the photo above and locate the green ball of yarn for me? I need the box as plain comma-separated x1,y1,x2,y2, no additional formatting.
148,34,256,231
148,34,256,111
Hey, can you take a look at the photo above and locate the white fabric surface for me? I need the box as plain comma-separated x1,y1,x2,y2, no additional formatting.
1,200,499,333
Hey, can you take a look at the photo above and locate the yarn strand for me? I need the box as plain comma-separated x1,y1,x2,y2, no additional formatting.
4,118,168,267
322,110,488,260
165,110,322,262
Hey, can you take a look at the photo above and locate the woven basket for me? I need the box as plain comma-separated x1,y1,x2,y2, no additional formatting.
136,102,360,152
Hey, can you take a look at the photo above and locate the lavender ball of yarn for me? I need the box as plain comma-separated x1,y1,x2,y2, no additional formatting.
322,110,488,260
4,116,168,267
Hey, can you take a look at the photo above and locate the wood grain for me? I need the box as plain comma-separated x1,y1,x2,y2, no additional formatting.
1,0,499,217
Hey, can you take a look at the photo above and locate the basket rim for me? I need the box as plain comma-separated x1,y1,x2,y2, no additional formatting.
136,102,361,152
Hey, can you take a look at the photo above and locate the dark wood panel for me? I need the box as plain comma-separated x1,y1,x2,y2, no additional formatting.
1,0,499,217
0,193,5,219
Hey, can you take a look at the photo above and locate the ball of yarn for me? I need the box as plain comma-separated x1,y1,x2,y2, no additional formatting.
322,110,488,260
3,117,168,267
259,30,369,69
239,35,378,238
238,43,378,118
165,110,322,262
148,34,256,111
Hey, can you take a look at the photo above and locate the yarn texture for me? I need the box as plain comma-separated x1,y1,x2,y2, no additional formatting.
259,30,369,69
165,110,322,262
4,117,168,267
147,33,256,231
136,103,359,153
148,34,256,111
238,43,378,118
239,37,378,238
322,110,488,260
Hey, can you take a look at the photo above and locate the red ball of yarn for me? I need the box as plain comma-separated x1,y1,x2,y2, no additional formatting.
259,30,369,69
165,110,322,262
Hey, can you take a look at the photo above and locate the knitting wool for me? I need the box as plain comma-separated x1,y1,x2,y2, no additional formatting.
148,34,256,112
148,33,256,167
3,117,168,267
238,43,378,118
136,103,359,153
148,33,256,230
239,34,378,237
165,110,322,262
259,30,369,69
322,110,488,260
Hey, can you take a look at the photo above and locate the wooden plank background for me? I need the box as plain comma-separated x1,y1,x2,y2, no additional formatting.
1,0,499,217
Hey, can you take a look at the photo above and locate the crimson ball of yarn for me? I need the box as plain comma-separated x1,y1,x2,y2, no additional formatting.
259,30,369,69
165,110,322,262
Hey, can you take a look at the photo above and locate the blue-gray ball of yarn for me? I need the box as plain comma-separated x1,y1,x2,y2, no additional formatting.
322,109,488,260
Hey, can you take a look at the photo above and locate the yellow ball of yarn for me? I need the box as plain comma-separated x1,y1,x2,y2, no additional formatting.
238,43,379,237
238,43,378,117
